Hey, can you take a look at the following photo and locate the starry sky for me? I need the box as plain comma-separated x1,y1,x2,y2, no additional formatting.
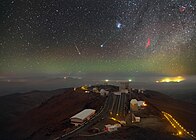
0,0,196,79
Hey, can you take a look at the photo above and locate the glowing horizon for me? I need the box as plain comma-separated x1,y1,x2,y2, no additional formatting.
156,76,185,83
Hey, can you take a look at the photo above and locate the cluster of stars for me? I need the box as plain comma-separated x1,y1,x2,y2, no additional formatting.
0,0,195,76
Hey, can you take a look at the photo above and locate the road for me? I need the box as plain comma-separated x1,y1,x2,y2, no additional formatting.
54,93,113,140
162,111,196,139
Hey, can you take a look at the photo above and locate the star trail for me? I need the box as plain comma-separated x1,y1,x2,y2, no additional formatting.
0,0,195,77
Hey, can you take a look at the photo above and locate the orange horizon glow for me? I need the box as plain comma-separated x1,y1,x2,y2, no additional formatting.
156,76,185,83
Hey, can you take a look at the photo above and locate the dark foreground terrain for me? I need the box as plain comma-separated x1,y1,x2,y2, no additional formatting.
0,88,105,140
73,126,182,140
143,90,196,134
0,86,195,140
0,88,68,133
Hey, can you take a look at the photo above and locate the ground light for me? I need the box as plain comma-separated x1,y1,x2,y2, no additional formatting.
81,85,88,90
143,102,147,106
110,117,126,125
162,111,196,139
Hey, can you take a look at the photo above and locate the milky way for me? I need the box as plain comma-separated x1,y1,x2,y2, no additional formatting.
0,0,195,77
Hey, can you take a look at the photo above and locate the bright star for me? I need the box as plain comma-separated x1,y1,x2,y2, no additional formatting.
116,21,122,29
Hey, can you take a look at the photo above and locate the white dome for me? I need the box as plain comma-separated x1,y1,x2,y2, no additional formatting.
130,99,138,105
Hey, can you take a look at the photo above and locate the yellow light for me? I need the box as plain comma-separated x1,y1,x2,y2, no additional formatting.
143,102,147,106
110,117,124,124
105,79,109,82
162,111,196,138
81,85,88,90
116,113,119,116
111,117,117,121
156,76,185,83
165,78,170,82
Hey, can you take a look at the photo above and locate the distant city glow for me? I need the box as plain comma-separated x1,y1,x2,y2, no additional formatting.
156,76,185,83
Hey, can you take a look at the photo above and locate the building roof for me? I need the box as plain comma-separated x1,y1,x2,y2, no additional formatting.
138,101,144,106
100,89,106,93
113,92,121,95
71,109,96,121
130,99,138,105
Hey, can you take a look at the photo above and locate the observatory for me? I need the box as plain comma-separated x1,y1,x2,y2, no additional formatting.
70,109,96,126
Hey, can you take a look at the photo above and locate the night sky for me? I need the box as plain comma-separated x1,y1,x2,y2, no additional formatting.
0,0,196,78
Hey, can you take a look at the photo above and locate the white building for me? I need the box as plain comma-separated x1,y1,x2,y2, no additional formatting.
113,92,121,95
100,89,109,96
85,90,90,93
138,101,144,107
135,117,140,122
131,113,141,123
105,124,121,132
130,99,138,111
70,109,96,126
119,82,131,91
93,87,99,93
120,89,129,94
137,101,147,109
138,89,145,93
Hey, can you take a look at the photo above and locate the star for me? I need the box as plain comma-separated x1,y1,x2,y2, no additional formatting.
116,21,123,29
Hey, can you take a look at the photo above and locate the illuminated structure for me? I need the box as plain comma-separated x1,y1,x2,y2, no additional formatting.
100,89,109,96
81,85,88,90
104,79,109,85
110,117,126,125
105,124,121,132
138,101,147,109
130,99,138,111
70,109,96,126
130,113,140,123
93,87,99,93
119,82,131,92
